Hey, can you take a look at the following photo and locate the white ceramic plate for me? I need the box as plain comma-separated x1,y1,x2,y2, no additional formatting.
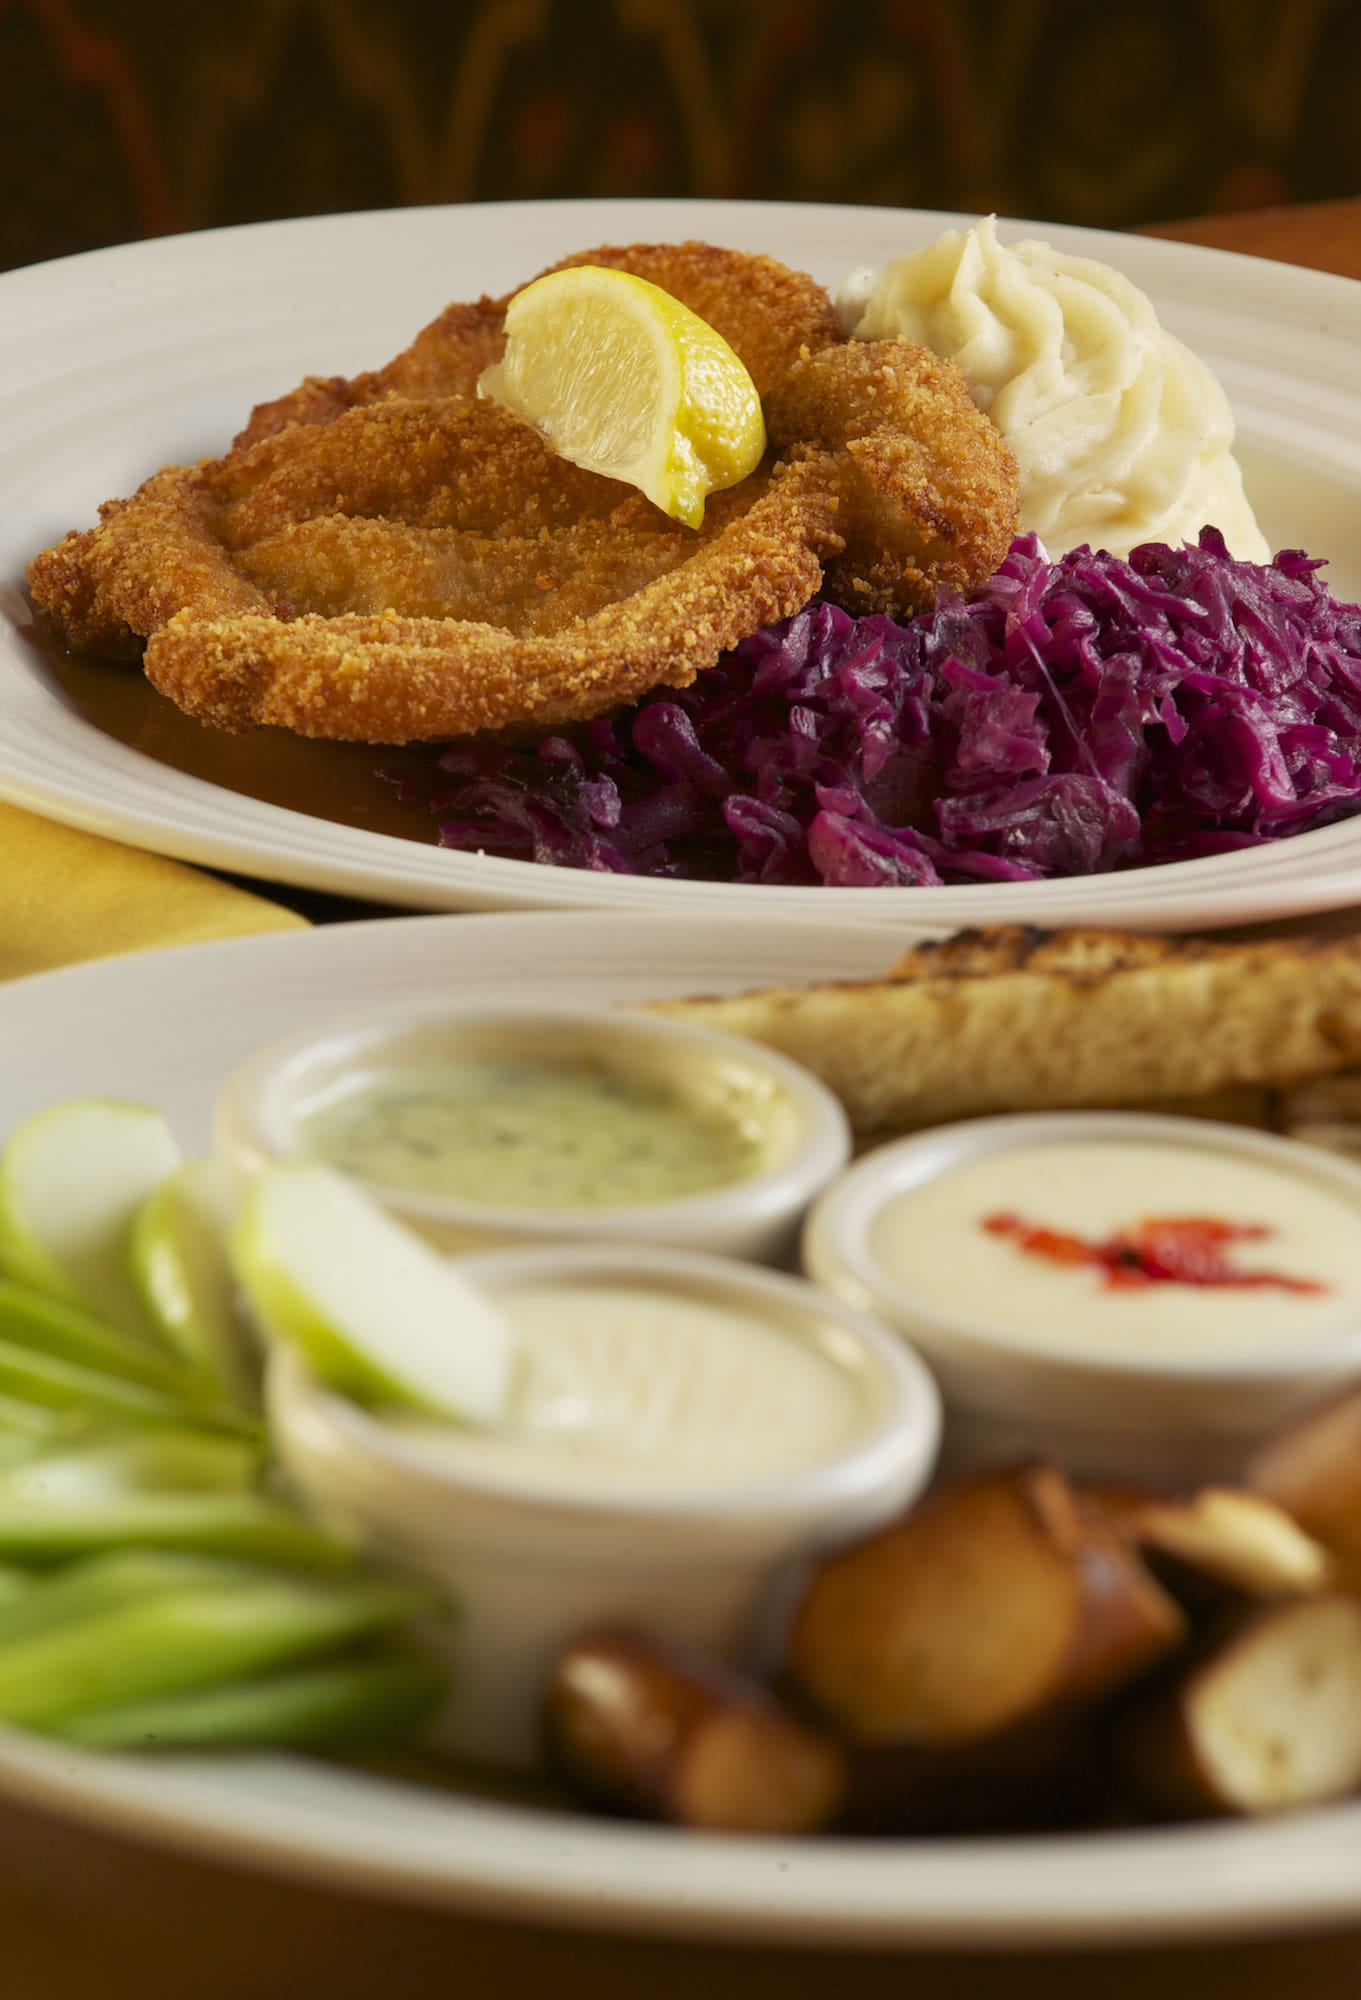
2,199,1361,930
2,909,1361,1947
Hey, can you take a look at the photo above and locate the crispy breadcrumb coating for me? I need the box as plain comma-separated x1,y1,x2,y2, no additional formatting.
28,242,1018,744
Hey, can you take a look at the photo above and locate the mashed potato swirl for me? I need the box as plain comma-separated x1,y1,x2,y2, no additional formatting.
839,216,1268,562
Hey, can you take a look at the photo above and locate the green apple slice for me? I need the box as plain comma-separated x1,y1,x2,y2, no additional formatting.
130,1160,256,1402
0,1100,181,1342
231,1164,514,1425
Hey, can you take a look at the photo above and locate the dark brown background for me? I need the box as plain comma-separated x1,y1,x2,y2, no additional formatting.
5,6,1361,1988
3,0,1360,275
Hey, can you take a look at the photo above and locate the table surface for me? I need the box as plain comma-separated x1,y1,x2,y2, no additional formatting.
10,194,1361,2000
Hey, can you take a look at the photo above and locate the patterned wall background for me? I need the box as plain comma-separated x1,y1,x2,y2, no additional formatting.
3,0,1359,274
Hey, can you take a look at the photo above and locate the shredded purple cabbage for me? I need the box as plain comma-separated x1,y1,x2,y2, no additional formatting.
388,530,1361,885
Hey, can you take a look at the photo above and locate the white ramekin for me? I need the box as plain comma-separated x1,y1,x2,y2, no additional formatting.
265,1242,940,1768
803,1112,1361,1490
217,1002,850,1264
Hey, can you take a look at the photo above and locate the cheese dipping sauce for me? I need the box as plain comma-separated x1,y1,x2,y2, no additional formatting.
870,1139,1361,1360
389,1277,871,1493
297,1058,768,1209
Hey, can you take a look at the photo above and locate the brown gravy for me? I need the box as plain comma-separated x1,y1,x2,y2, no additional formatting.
12,599,441,846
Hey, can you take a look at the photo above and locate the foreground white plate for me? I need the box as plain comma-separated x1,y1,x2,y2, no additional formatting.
2,200,1361,931
2,910,1361,1947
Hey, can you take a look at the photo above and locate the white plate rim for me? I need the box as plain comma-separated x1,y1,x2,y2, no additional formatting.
2,197,1361,931
2,907,1361,1947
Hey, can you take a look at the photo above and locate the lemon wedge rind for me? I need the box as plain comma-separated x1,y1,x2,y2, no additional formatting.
478,265,766,529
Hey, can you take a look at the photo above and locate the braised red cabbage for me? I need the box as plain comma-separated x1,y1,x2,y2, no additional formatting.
392,531,1361,885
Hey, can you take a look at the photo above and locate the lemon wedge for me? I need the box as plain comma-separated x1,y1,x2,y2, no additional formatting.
478,266,766,528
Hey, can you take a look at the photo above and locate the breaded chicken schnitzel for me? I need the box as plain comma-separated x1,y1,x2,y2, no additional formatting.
29,243,1019,744
234,240,847,447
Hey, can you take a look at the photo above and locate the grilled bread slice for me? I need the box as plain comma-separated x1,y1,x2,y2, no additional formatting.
650,926,1361,1138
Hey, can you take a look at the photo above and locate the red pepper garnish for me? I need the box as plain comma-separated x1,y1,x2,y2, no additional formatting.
982,1210,1326,1294
983,1212,1093,1266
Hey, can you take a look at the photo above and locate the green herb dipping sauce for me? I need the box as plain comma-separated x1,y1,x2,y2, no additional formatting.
299,1059,770,1209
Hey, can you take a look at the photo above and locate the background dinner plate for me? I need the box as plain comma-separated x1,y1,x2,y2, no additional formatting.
1,909,1361,1947
1,199,1361,930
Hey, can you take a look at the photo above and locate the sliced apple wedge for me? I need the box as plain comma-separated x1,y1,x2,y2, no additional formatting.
0,1100,180,1342
231,1164,514,1426
131,1160,255,1401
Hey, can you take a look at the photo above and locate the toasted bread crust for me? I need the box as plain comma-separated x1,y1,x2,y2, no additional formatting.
652,926,1361,1136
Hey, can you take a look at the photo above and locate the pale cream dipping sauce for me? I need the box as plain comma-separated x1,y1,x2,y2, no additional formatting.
870,1139,1361,1360
391,1278,871,1493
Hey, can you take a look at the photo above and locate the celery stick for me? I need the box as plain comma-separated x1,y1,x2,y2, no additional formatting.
0,1432,53,1476
0,1492,355,1569
0,1429,259,1505
0,1565,32,1609
0,1393,93,1441
56,1653,447,1752
0,1338,255,1437
0,1339,205,1425
0,1552,248,1647
0,1572,436,1725
0,1280,209,1396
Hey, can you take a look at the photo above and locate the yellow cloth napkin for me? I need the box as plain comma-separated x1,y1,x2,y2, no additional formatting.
0,802,307,981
